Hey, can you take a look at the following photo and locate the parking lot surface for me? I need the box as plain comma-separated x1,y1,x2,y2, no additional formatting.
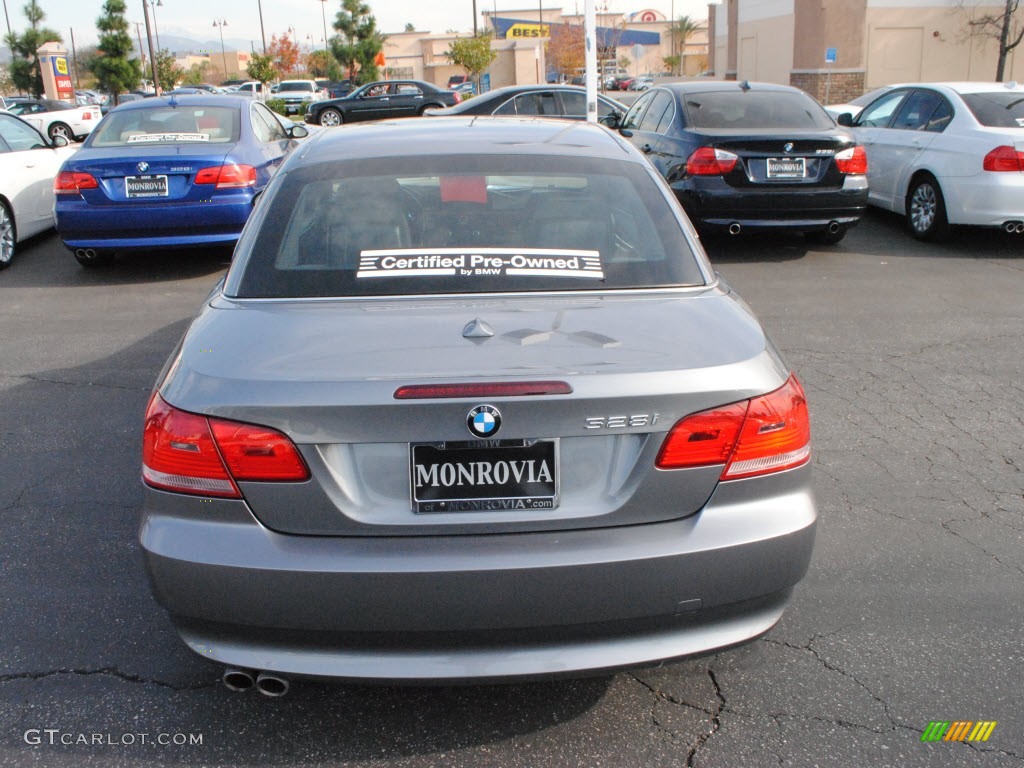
1,211,1021,767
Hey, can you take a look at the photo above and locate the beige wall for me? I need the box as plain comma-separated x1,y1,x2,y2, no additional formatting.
793,0,866,70
736,14,794,82
865,5,1024,86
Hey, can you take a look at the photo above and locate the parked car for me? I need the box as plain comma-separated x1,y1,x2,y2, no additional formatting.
305,80,461,126
230,81,266,97
5,98,103,142
139,117,817,688
274,80,326,114
616,81,868,243
611,76,635,91
447,74,471,89
823,85,897,120
53,95,309,266
834,81,1024,240
0,111,77,268
425,84,625,127
628,76,654,91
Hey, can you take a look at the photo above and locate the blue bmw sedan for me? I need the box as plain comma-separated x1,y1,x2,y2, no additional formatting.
54,95,308,266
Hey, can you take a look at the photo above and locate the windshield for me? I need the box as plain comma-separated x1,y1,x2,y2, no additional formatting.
231,155,705,298
278,82,315,92
87,106,240,146
685,90,835,130
960,92,1024,128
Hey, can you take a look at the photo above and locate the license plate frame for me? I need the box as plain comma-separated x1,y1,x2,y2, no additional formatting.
410,439,559,514
766,157,806,179
125,174,169,198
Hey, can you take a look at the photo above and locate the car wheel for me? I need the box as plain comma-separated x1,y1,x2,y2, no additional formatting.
418,104,441,116
905,175,949,241
805,225,847,245
48,122,73,142
72,248,114,268
319,108,343,127
0,201,15,270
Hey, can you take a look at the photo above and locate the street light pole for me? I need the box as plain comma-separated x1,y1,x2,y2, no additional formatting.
213,18,228,81
2,0,13,63
319,0,329,52
150,0,163,54
257,0,266,53
142,0,159,93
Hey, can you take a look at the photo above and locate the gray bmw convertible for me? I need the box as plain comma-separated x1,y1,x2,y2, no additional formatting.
140,117,817,693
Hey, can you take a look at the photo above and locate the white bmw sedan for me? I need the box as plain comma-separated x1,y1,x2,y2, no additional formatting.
0,111,76,268
835,81,1024,240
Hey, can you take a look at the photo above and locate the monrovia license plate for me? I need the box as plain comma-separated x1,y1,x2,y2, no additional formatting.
125,175,169,198
766,158,806,179
411,439,558,513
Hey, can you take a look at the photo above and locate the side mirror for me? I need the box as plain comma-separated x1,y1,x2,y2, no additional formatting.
600,111,622,129
836,112,854,127
52,134,70,148
619,128,634,138
288,124,309,139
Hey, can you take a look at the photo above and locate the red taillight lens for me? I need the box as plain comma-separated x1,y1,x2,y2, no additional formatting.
54,171,99,194
983,145,1024,172
194,164,257,188
142,394,309,497
656,374,811,479
453,91,462,104
394,381,573,399
686,146,739,176
835,145,868,175
209,419,310,481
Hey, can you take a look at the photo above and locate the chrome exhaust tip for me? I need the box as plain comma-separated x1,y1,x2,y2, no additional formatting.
1017,223,1024,234
255,672,289,698
221,668,255,692
1004,222,1017,233
728,222,741,235
827,221,841,234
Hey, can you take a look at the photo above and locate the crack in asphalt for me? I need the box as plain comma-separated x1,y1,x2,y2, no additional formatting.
942,499,1024,578
20,374,150,392
0,667,217,692
684,669,725,768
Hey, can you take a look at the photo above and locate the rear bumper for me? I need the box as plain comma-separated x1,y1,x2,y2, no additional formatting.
141,465,816,681
938,172,1024,227
674,176,868,232
55,196,252,250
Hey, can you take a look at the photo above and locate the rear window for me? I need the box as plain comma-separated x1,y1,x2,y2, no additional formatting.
231,155,704,298
684,90,834,130
278,82,315,92
88,106,240,146
960,92,1024,128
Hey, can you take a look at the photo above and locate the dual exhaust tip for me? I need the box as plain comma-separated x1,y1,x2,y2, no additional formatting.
222,668,289,697
726,221,841,236
1003,221,1024,234
75,248,97,259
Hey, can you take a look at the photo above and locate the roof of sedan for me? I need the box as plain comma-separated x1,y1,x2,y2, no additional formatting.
653,80,807,94
292,116,638,163
109,94,253,111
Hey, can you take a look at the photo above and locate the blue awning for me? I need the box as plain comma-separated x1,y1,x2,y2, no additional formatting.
492,17,660,46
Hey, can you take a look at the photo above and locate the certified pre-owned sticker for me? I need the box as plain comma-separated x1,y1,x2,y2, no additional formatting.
357,248,604,279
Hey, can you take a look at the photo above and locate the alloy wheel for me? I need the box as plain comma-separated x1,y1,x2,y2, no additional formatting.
0,203,14,269
909,182,937,234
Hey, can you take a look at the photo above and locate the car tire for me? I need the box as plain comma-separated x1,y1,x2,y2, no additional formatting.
319,108,343,127
805,226,847,245
0,200,15,270
48,122,73,142
72,248,114,268
905,175,949,241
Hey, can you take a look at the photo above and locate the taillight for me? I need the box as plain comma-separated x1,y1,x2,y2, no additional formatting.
194,164,257,188
83,111,92,120
394,381,573,399
142,394,309,498
835,145,868,175
453,91,462,104
54,171,99,194
983,145,1024,172
686,146,739,176
656,374,811,480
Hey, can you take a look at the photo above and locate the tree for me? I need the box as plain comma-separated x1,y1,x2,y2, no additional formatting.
662,54,681,75
404,23,415,33
0,65,13,95
305,49,341,79
154,48,183,90
445,31,496,87
268,32,301,76
548,22,584,79
669,15,700,76
618,56,630,71
332,0,386,84
4,1,62,97
92,0,140,104
962,0,1023,81
182,60,210,85
246,52,277,91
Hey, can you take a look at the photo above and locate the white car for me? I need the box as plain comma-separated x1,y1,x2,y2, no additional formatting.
836,81,1024,239
823,85,896,120
0,111,77,268
6,98,103,142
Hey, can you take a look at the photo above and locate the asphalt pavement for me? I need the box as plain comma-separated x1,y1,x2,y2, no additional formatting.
0,211,1021,767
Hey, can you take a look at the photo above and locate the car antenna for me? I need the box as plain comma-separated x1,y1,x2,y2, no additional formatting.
739,80,751,92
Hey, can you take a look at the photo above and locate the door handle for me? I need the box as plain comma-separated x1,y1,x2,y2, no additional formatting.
380,97,390,101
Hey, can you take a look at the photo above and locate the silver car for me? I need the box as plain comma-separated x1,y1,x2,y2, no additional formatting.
140,118,817,693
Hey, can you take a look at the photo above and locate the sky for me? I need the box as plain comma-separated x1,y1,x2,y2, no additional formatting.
4,0,712,51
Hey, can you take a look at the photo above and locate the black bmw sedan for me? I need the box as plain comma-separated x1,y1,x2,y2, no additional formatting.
305,80,461,126
617,81,868,243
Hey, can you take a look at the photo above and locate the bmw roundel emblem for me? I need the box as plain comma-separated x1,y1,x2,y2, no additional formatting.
783,142,794,153
137,161,150,173
467,405,501,438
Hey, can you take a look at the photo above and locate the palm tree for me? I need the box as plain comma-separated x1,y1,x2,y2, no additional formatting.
670,14,700,76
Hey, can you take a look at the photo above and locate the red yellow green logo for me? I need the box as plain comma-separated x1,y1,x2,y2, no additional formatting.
921,721,997,742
